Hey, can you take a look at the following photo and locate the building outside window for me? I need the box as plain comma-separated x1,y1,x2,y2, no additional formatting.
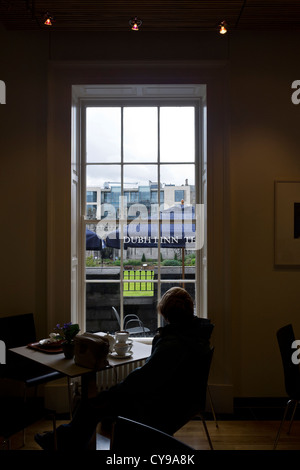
175,189,185,202
87,190,97,202
86,204,97,219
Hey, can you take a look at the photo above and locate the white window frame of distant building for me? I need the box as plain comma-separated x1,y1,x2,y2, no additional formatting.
76,84,207,333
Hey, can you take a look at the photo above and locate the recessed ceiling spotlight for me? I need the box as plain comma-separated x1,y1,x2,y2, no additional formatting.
219,20,228,34
129,16,142,31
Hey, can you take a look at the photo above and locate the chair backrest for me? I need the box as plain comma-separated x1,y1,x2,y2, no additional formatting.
193,346,214,413
112,307,149,335
156,346,215,435
277,324,300,399
0,313,36,349
0,313,63,384
112,307,121,329
111,416,195,453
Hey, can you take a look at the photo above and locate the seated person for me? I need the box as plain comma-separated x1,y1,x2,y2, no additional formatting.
35,287,213,450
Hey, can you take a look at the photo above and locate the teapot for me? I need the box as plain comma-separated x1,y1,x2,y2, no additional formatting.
103,332,116,352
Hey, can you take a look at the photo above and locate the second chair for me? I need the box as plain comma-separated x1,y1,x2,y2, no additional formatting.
111,416,195,453
0,314,73,422
112,307,150,336
273,323,300,449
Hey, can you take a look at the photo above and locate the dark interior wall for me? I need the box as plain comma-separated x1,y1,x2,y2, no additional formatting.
229,31,300,396
48,31,228,61
1,24,300,397
0,25,48,336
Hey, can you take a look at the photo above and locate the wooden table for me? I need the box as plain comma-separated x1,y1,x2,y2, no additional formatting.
10,340,151,394
10,340,152,449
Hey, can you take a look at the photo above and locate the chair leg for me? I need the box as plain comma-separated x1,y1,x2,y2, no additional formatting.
287,400,298,435
201,418,214,450
67,377,73,419
207,385,218,428
273,399,293,450
52,413,57,451
21,385,32,447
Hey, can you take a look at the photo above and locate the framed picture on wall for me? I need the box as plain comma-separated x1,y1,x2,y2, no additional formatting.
274,180,300,266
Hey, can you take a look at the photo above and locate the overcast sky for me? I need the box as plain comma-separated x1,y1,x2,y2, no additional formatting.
86,106,195,188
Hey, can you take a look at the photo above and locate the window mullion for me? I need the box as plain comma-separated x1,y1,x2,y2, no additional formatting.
157,106,162,328
120,106,124,327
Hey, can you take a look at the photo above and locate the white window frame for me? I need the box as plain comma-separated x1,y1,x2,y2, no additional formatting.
74,84,207,333
47,60,231,411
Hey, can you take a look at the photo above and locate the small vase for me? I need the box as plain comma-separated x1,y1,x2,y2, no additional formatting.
62,342,75,359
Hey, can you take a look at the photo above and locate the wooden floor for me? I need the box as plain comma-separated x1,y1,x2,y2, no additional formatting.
176,419,300,451
3,418,300,451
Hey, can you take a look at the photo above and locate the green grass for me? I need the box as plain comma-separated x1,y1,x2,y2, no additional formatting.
123,289,154,297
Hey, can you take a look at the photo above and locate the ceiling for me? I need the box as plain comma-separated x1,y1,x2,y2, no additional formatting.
0,0,300,32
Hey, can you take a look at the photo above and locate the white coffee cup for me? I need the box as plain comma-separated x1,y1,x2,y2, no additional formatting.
114,341,132,356
115,331,130,343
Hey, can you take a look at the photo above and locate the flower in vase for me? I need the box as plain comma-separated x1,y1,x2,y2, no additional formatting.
54,322,80,345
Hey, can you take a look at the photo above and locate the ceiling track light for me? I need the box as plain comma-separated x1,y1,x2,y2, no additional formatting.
43,12,54,26
129,16,142,31
219,20,228,34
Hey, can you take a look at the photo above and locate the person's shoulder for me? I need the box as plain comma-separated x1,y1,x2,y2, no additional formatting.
192,317,214,335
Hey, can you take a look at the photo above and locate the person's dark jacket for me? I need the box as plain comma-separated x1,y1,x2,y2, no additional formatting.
107,316,214,433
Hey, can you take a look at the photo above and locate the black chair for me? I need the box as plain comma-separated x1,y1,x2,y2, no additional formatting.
110,416,195,453
161,347,215,450
0,313,72,441
0,395,57,450
112,307,150,336
207,385,218,429
0,313,66,387
187,347,215,449
273,324,300,449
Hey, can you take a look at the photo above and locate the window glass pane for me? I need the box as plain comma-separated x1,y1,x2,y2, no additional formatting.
86,107,121,163
160,107,195,163
124,294,158,335
123,270,154,298
160,164,196,279
121,253,158,335
86,282,120,333
86,166,121,240
159,205,196,282
123,165,158,187
85,222,120,332
160,164,195,207
160,246,196,281
123,107,158,162
86,164,121,191
83,103,200,336
123,165,158,218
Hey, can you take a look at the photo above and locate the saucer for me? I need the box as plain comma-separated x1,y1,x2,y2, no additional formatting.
109,351,133,359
